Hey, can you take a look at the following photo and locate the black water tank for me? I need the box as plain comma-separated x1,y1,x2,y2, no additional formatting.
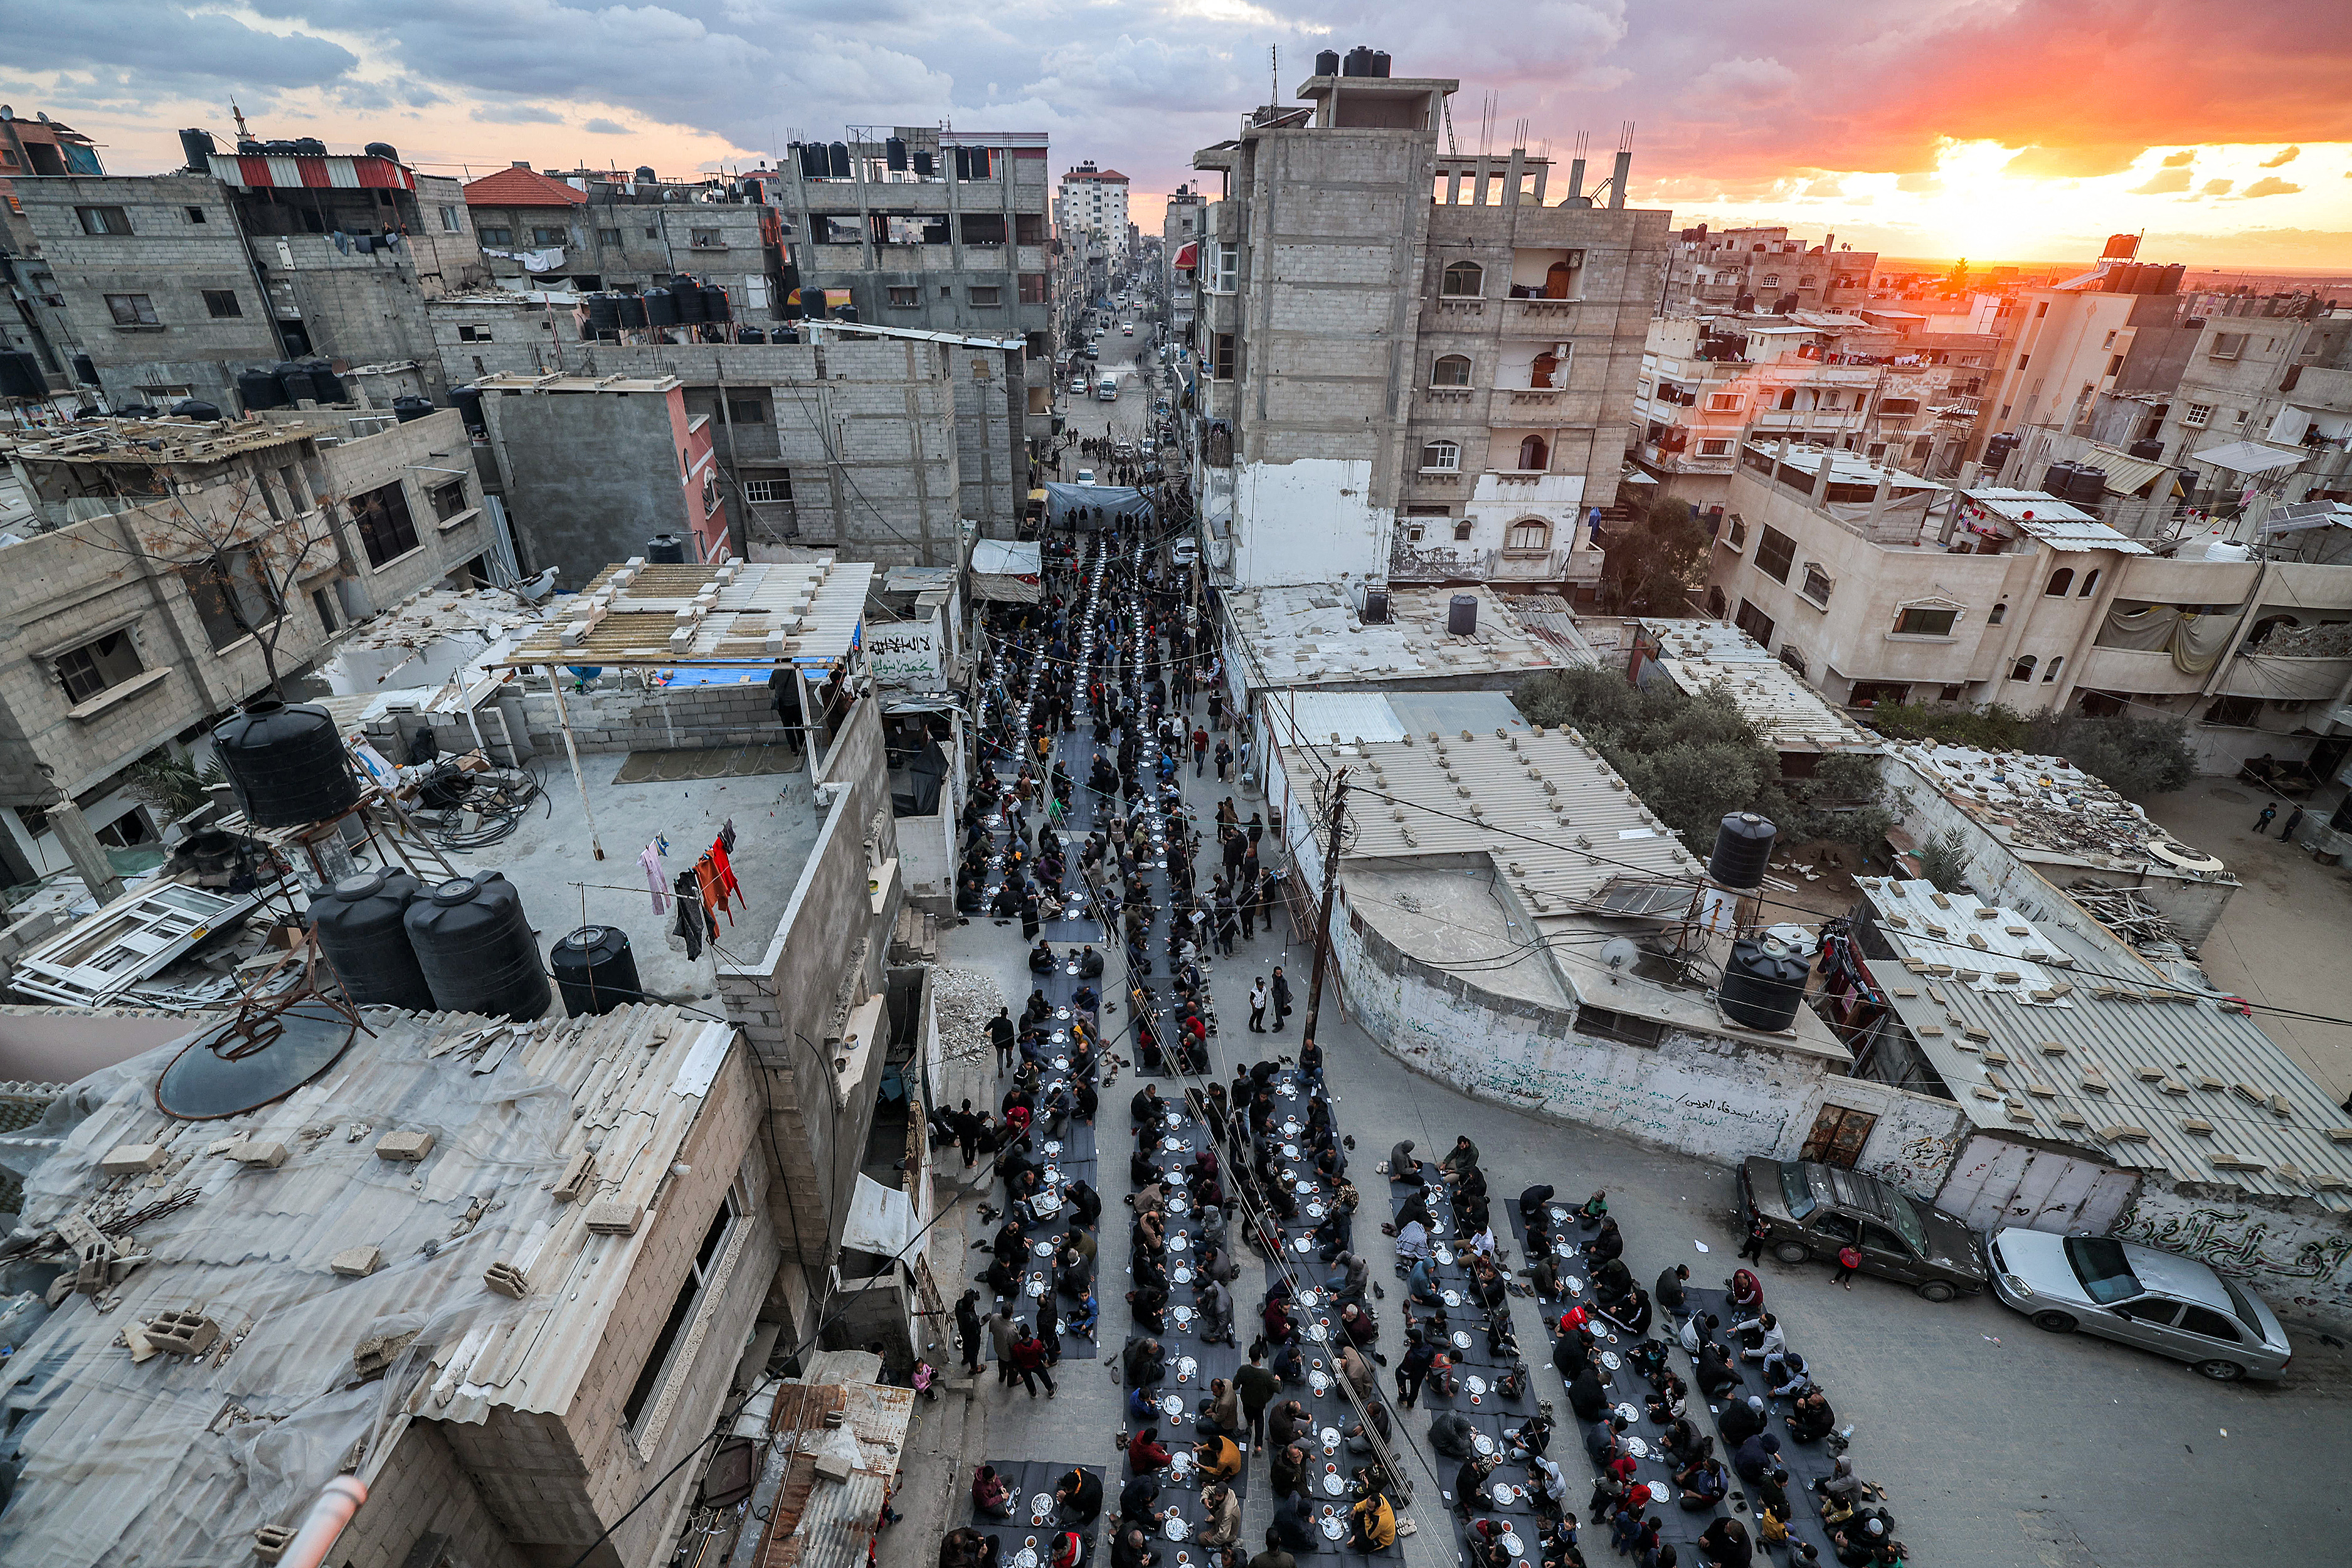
179,128,216,172
452,384,485,435
913,149,936,178
585,293,620,332
405,873,550,1021
1362,588,1389,624
363,141,399,162
213,699,360,828
301,359,345,402
646,534,687,563
634,165,657,184
670,280,707,324
886,136,908,172
292,137,327,157
644,287,678,327
617,293,649,329
1315,48,1341,75
737,326,767,344
1342,45,1372,75
1446,593,1477,636
391,395,434,423
2067,465,2108,504
1719,936,1808,1031
2128,438,2164,460
273,359,315,405
827,141,850,178
114,402,158,419
2040,461,2077,497
169,399,221,421
238,368,288,412
1708,812,1776,889
832,303,859,322
1369,50,1391,76
311,871,435,1010
236,139,264,156
701,283,731,322
551,924,644,1016
797,142,824,177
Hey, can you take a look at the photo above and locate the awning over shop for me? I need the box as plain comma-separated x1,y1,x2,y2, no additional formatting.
970,537,1043,602
843,1173,914,1256
1042,481,1152,533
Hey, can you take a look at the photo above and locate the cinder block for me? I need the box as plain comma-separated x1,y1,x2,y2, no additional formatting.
100,1143,170,1176
226,1138,289,1169
332,1244,383,1278
374,1130,435,1162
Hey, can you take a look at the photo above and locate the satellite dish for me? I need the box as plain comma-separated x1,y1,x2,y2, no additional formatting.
1599,938,1642,973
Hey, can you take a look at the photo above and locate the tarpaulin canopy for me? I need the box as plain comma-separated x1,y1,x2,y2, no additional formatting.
2191,440,2308,475
970,536,1042,603
843,1172,914,1255
1043,481,1152,533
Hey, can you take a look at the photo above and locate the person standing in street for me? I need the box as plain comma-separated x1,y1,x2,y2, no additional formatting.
988,1007,1016,1076
1193,725,1210,776
1009,1322,1057,1396
986,1301,1020,1387
1236,1347,1279,1447
1249,977,1269,1032
1738,1210,1771,1264
2254,803,2278,834
1270,967,1293,1032
956,1289,985,1376
1215,738,1234,783
1831,1242,1862,1290
2282,805,2305,841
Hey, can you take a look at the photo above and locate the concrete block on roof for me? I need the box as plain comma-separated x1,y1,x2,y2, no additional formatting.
484,1260,529,1298
585,1197,644,1235
331,1244,383,1278
226,1139,289,1169
374,1130,435,1162
144,1310,220,1357
101,1143,170,1176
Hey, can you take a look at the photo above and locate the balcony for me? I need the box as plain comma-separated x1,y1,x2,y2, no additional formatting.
1510,299,1579,326
2074,645,2208,697
2218,652,2352,702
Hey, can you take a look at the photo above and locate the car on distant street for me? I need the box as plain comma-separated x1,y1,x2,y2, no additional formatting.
1075,469,1096,485
1123,323,1134,336
1987,1228,2291,1380
1735,1156,1988,1300
1068,376,1089,395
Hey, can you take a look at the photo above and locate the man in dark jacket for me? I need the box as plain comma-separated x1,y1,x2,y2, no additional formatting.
1269,967,1293,1031
1655,1263,1690,1322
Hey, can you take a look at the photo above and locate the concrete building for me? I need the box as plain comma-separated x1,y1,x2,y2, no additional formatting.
0,1004,785,1568
440,318,997,568
1657,225,1877,319
6,134,484,411
2145,302,2352,519
1698,445,2352,773
1217,581,1592,714
772,129,1056,461
1057,161,1131,263
0,110,107,406
1182,67,1670,598
1625,616,1884,774
0,408,495,889
460,162,785,321
1160,183,1206,344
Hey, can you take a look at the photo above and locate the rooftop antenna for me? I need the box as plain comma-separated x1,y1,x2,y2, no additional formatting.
1271,45,1279,103
231,100,250,140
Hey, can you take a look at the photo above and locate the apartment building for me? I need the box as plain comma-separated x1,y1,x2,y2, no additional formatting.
6,132,484,413
433,303,986,567
1971,248,2193,446
0,408,493,887
1658,225,1877,317
1183,65,1668,598
1057,161,1131,263
1632,315,1998,507
1162,183,1206,342
2148,301,2352,514
1700,440,2352,773
459,161,785,322
0,110,107,404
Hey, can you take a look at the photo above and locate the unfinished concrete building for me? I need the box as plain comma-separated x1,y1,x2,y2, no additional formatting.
1182,68,1670,600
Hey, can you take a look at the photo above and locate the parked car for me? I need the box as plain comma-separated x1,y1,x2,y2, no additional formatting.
1735,1157,1988,1300
1082,346,1099,361
1986,1228,2290,1380
1123,323,1135,336
1074,469,1096,485
1068,376,1089,396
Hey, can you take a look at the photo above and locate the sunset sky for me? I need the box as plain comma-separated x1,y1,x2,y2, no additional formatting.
8,0,2348,269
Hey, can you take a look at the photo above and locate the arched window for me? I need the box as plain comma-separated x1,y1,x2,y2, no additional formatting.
2041,655,2064,682
1705,585,1729,619
2045,568,2074,597
1420,440,1460,472
1517,434,1549,471
1528,349,1561,389
1441,261,1483,298
1988,602,2008,625
1454,520,1474,541
2010,654,2038,682
2078,568,2100,597
1431,354,1471,387
1505,519,1550,553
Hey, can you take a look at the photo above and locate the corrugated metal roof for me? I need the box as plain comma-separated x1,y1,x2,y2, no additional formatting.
506,557,872,669
0,1005,738,1568
1261,692,1409,747
1966,489,2151,554
1859,877,2352,1203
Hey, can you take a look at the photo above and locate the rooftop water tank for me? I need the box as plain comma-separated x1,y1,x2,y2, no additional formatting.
404,873,550,1021
2040,461,2079,497
2066,466,2107,504
670,279,707,324
1315,49,1341,75
551,924,644,1016
300,359,344,403
390,395,433,423
1343,45,1374,76
634,165,657,184
273,359,315,405
451,384,485,435
1447,593,1478,637
1369,50,1391,76
646,534,687,563
913,149,936,178
616,294,649,329
2128,438,2164,460
1719,933,1809,1032
169,399,221,421
1708,812,1776,889
701,283,731,322
643,287,678,327
213,699,360,829
796,143,825,177
827,142,850,179
885,136,908,172
178,128,216,173
238,368,288,413
310,871,434,1010
363,141,400,162
291,137,327,157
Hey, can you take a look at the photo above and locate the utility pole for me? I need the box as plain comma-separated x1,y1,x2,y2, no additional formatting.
1300,767,1349,1051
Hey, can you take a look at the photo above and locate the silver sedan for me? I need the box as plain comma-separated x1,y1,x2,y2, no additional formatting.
1986,1227,2292,1382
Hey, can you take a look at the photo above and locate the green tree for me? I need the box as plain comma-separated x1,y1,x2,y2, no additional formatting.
1598,493,1712,615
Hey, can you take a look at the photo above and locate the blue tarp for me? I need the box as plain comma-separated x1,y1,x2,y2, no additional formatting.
1042,481,1151,532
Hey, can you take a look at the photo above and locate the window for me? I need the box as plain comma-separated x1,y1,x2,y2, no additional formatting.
2008,654,2038,682
1705,586,1728,618
598,227,622,246
1516,434,1549,471
2045,568,2074,597
430,480,469,522
1441,260,1483,298
2041,655,2063,682
1212,241,1237,293
1987,603,2007,625
478,226,512,246
2177,1305,2242,1343
1019,273,1047,304
1725,515,1747,549
1698,438,1732,457
1800,563,1833,605
743,475,793,503
622,1190,741,1434
1779,643,1808,676
1894,607,1957,637
886,286,919,308
1454,521,1474,541
2183,403,2212,427
181,548,281,651
349,482,421,568
77,205,133,235
439,204,462,233
1212,333,1236,380
689,228,721,249
1404,524,1426,543
960,213,1007,245
1734,599,1776,647
137,384,191,403
105,293,159,326
1707,392,1742,412
1505,519,1550,553
312,587,340,636
1419,440,1460,472
55,629,144,704
703,474,722,517
2035,302,2049,318
184,206,207,225
645,226,660,240
1754,525,1796,583
2079,569,2100,598
968,285,1002,307
201,289,241,319
457,323,493,342
2203,694,2261,728
726,398,766,424
531,226,570,248
1430,354,1471,388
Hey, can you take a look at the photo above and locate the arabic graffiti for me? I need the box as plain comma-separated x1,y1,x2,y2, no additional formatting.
869,626,941,684
2118,1197,2352,1318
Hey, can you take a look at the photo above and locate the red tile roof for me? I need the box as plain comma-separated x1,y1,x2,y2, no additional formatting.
1063,168,1130,183
461,166,588,207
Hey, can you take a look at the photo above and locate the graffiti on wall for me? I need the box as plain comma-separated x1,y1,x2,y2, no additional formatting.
2119,1199,2352,1321
1859,1131,1961,1199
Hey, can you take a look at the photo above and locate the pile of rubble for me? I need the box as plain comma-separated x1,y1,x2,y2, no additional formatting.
2255,620,2352,659
930,965,1007,1067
